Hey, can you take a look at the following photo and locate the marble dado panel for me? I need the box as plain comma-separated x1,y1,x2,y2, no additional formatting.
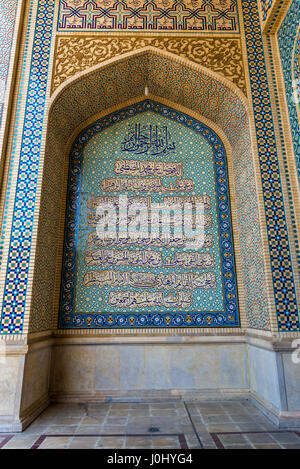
52,36,246,95
50,342,248,396
57,0,240,34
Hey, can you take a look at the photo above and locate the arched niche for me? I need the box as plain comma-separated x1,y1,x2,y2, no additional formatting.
29,49,271,333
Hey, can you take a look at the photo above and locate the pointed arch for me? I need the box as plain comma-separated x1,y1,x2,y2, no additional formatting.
28,49,271,333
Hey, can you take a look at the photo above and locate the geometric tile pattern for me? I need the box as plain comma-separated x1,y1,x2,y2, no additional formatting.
259,0,274,21
30,52,270,332
57,0,240,33
0,0,299,333
278,0,300,183
59,100,240,329
0,0,55,334
242,0,299,331
0,0,18,128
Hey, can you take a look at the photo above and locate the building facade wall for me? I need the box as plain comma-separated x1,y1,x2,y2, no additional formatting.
0,0,299,430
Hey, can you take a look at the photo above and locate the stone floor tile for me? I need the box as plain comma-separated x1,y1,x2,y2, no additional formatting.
269,432,300,444
38,436,72,449
228,414,256,423
2,435,39,449
281,444,300,449
108,403,132,409
224,444,254,449
105,417,128,425
127,415,152,423
201,414,233,424
129,410,151,417
130,404,150,409
152,436,180,448
190,423,207,433
101,425,127,434
22,425,50,435
184,433,201,449
69,436,98,449
108,410,130,417
205,424,241,432
81,416,106,425
1,400,300,450
253,444,282,449
237,423,266,432
125,436,152,448
219,433,248,445
150,403,176,409
179,416,192,425
150,410,176,416
75,425,103,434
126,424,154,434
97,437,125,448
197,432,217,448
46,425,78,434
245,433,277,444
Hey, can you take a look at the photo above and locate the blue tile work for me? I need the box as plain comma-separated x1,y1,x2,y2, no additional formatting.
57,0,240,33
260,0,273,21
0,0,299,334
59,101,240,329
0,0,18,128
242,0,299,331
278,0,300,183
0,0,55,334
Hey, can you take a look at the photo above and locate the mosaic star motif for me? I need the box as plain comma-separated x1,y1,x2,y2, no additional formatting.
57,0,240,33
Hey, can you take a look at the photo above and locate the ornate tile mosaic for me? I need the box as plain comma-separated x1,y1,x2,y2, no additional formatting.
59,101,240,329
30,53,270,332
278,0,300,182
52,36,246,95
0,0,55,334
57,0,240,33
0,0,18,128
259,0,274,21
242,0,299,331
1,0,299,334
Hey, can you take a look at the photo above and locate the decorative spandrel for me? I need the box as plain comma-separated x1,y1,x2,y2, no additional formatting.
60,102,239,328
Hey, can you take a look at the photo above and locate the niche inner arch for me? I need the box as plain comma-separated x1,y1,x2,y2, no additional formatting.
59,100,240,329
29,50,270,333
